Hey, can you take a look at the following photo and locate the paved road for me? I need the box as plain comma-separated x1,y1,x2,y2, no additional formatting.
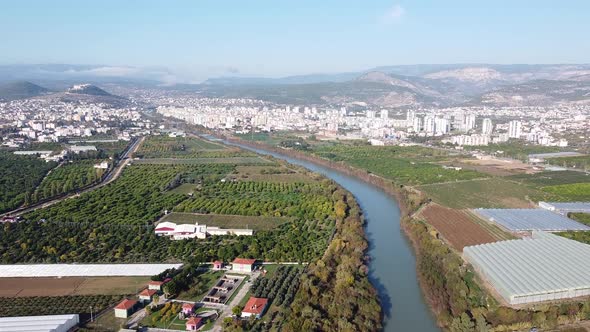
1,136,144,217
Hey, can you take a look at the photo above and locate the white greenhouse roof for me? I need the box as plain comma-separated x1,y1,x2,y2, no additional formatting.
464,232,590,305
0,314,79,332
0,263,182,277
474,208,590,231
540,202,590,213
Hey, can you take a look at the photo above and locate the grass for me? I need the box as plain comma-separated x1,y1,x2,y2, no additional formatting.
541,183,590,201
569,213,590,226
508,171,590,187
168,183,198,195
132,157,271,165
418,178,560,209
161,212,290,231
73,276,151,295
83,310,125,331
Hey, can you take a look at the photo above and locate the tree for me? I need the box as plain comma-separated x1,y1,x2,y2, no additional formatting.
232,305,243,317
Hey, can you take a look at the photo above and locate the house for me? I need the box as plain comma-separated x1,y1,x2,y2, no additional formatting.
114,299,137,318
232,258,256,273
182,302,195,315
148,280,165,291
186,317,203,331
138,289,158,303
213,261,224,270
241,297,269,318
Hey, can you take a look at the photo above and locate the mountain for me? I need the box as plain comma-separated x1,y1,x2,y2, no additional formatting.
0,81,50,100
66,84,112,96
473,79,590,106
202,72,360,86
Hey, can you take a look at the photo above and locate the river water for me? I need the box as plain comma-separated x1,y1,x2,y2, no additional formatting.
221,140,440,332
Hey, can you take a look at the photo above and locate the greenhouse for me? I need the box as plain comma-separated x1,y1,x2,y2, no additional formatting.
464,232,590,305
0,263,182,277
474,208,590,232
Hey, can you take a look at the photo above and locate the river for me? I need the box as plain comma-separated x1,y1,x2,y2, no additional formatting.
220,139,440,332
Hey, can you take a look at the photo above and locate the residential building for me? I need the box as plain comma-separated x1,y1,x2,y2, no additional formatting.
186,317,203,331
241,297,269,318
482,118,493,135
114,299,137,318
138,289,158,303
232,258,257,273
508,120,522,138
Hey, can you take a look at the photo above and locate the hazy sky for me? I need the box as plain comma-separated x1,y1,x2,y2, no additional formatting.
1,0,589,79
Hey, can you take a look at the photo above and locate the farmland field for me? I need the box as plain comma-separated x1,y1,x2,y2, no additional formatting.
541,183,590,201
32,160,105,202
0,294,123,317
418,178,559,209
160,212,290,231
0,276,149,297
508,171,590,187
132,156,271,165
311,145,486,185
232,165,316,183
135,136,248,159
546,155,590,169
417,204,498,251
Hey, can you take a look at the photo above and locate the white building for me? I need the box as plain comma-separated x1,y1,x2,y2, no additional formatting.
482,118,493,135
424,116,435,134
154,221,253,240
0,314,79,332
508,120,522,138
380,109,389,120
412,117,422,132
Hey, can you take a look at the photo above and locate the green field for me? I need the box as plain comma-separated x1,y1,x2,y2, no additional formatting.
132,157,271,165
311,145,486,185
508,171,590,187
546,155,590,169
32,161,105,202
541,183,590,201
161,212,290,231
418,178,560,209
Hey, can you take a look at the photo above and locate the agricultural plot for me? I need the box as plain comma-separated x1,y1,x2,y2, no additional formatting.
546,155,590,169
232,165,316,183
418,178,561,209
0,276,150,297
250,265,302,309
312,145,485,185
541,183,590,201
418,204,498,251
508,171,590,187
160,212,289,231
135,136,233,159
132,156,271,165
32,160,104,202
0,151,57,213
0,295,122,317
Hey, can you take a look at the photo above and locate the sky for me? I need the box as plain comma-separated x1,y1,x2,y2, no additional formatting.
1,0,589,81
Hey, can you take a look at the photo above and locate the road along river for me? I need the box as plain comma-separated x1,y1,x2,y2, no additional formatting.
220,139,440,331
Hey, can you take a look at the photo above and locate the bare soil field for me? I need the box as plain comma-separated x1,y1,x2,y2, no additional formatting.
0,276,149,297
418,204,498,251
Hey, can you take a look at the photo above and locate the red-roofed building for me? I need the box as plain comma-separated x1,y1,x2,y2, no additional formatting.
231,258,256,273
241,297,269,318
114,299,137,318
148,278,171,291
186,317,203,331
182,302,195,315
138,289,158,303
213,260,224,270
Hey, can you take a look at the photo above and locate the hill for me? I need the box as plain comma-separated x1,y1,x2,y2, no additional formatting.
0,81,50,100
66,84,112,96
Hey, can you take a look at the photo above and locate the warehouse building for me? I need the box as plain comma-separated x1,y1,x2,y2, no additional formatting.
474,208,590,232
464,232,590,305
0,314,79,332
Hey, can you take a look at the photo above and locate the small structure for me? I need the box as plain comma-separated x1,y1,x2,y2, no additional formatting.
148,278,170,291
241,297,269,318
114,299,137,318
138,289,158,303
182,302,195,315
232,258,256,273
69,145,97,153
155,221,253,240
186,317,203,331
213,260,224,270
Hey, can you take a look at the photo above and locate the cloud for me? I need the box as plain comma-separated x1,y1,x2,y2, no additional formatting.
382,4,405,24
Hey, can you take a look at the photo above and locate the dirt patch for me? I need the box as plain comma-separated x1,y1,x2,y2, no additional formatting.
0,276,149,297
417,204,498,251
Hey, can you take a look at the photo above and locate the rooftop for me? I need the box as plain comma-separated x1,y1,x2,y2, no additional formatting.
242,297,269,315
464,232,590,305
232,258,256,265
474,208,590,232
115,299,137,310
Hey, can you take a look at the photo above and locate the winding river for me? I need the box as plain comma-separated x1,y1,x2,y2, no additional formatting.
221,139,440,332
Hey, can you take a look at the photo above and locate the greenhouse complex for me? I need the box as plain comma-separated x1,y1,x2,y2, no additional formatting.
463,232,590,305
